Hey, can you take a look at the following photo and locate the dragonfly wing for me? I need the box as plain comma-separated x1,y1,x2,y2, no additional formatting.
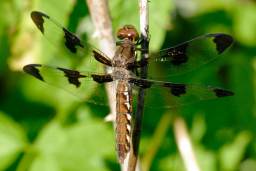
134,33,233,78
23,64,113,106
129,77,234,109
30,11,112,67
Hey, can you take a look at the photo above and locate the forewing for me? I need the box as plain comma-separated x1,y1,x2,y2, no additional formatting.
30,11,112,67
146,33,233,77
23,64,113,105
129,77,234,109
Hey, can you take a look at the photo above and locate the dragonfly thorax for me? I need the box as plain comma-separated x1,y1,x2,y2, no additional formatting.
113,38,136,68
112,67,130,80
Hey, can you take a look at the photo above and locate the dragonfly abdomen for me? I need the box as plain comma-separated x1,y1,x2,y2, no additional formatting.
116,80,132,163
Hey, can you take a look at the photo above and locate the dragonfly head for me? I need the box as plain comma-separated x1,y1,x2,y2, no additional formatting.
117,25,139,42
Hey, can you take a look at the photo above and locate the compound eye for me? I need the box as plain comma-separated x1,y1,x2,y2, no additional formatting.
117,25,139,41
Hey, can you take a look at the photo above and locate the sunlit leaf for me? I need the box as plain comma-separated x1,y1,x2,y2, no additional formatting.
0,112,27,170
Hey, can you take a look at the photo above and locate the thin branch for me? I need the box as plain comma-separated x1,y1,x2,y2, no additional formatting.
86,0,116,126
86,0,115,57
86,0,122,167
128,0,149,170
174,116,201,171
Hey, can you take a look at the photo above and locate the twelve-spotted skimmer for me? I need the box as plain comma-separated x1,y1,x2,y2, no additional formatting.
23,11,234,163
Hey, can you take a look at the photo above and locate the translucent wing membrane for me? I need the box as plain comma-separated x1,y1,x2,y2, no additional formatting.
27,11,234,109
28,11,115,106
30,11,112,67
23,64,113,105
142,33,233,78
129,77,234,109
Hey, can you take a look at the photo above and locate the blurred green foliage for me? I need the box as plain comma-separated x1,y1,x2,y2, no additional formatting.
0,0,255,170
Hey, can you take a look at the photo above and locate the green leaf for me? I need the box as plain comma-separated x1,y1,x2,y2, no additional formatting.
219,131,252,171
26,109,115,171
0,112,27,171
149,0,174,51
233,4,256,46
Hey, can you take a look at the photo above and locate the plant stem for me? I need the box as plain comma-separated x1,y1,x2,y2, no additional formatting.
128,0,149,170
174,116,201,171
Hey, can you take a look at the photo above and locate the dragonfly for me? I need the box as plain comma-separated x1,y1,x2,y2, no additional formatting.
23,11,234,163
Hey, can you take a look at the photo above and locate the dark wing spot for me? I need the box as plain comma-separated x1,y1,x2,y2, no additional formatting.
168,43,189,65
214,88,234,97
211,34,233,54
31,11,50,33
63,28,84,53
57,67,86,87
129,78,152,88
23,64,44,81
163,83,186,97
93,51,112,66
91,74,113,83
